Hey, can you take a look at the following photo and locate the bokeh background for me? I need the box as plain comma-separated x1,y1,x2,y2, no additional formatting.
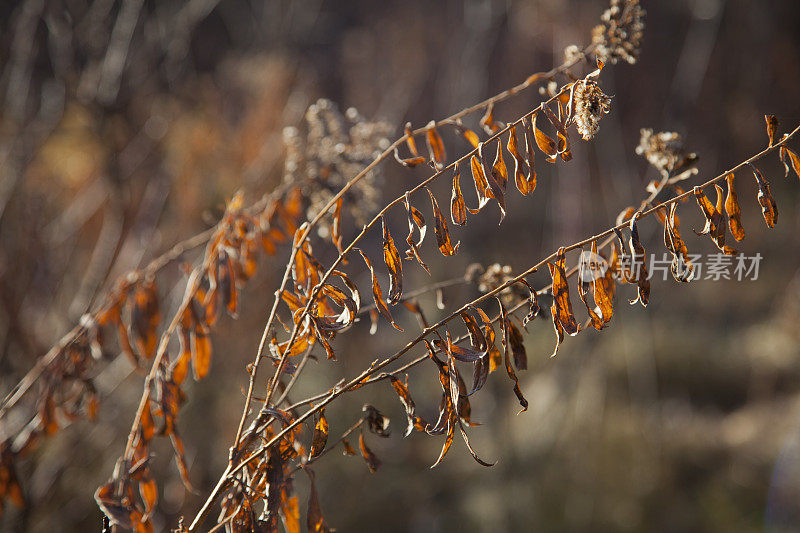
2,0,800,531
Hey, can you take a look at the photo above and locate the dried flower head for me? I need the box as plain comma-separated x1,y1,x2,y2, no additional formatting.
283,99,392,238
475,263,528,308
635,129,698,178
592,0,646,65
572,80,612,141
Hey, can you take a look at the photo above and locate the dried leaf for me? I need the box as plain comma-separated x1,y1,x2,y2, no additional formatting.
381,216,403,305
356,249,403,331
403,193,430,274
191,330,212,381
425,187,460,256
591,240,614,322
390,375,427,437
627,215,651,306
480,103,501,134
456,122,480,149
426,121,447,169
450,164,467,226
497,300,528,412
544,105,572,161
480,142,507,223
363,404,391,437
765,114,778,147
532,111,558,163
521,115,538,193
750,163,778,228
507,124,532,195
358,431,381,473
394,123,427,167
309,410,329,459
305,470,331,533
724,173,745,241
548,248,579,357
693,185,737,255
663,204,695,283
491,138,509,190
468,154,492,214
331,197,344,256
780,146,800,181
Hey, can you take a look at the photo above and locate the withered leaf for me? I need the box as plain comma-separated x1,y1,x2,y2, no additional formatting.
447,166,467,231
342,439,357,456
305,470,331,533
479,142,507,223
765,114,778,147
358,431,381,473
780,146,800,181
455,120,480,148
403,192,430,274
591,240,614,322
507,320,527,371
331,197,344,257
693,185,737,255
426,122,447,169
309,410,329,459
548,248,579,357
627,214,651,306
497,300,528,412
394,123,427,167
507,124,532,195
381,216,403,305
191,330,212,381
578,249,606,330
480,102,501,135
390,375,427,437
532,111,558,163
357,249,403,331
469,154,492,214
491,138,509,190
426,187,460,256
724,173,745,241
363,404,391,437
521,115,538,193
750,163,778,228
544,105,572,161
663,203,695,283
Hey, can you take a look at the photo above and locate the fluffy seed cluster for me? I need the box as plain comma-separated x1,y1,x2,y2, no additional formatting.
592,0,646,65
471,263,529,308
283,99,392,237
635,129,698,178
573,80,612,141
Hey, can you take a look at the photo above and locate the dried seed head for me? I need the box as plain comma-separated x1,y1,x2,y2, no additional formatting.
282,99,392,238
592,0,646,65
635,129,698,178
476,263,528,308
573,80,611,141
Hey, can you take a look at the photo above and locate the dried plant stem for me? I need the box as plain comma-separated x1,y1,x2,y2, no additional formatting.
189,122,799,531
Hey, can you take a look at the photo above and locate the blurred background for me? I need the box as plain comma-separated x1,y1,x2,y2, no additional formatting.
2,0,800,531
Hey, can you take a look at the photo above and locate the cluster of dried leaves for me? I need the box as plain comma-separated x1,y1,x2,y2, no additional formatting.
0,183,307,524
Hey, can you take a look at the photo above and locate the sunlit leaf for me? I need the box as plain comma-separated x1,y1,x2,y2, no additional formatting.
357,248,403,331
750,163,778,228
450,164,467,226
724,173,745,241
425,187,460,256
426,121,447,169
381,216,403,305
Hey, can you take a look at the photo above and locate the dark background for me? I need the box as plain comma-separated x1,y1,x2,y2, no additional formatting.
2,0,800,531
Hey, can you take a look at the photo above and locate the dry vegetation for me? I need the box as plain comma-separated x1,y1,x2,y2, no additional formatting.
2,1,800,532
